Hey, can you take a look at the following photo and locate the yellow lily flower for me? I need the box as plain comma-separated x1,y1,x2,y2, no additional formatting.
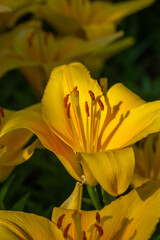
0,106,38,182
0,20,123,96
38,0,155,40
1,180,160,239
132,132,160,188
1,63,160,196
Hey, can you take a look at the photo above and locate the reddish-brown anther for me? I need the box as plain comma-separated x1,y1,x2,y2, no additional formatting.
57,214,65,229
83,231,87,240
85,101,89,117
64,94,70,108
0,107,4,118
88,90,95,101
73,86,78,91
94,224,103,236
63,223,71,238
66,103,71,119
96,212,100,223
96,99,104,111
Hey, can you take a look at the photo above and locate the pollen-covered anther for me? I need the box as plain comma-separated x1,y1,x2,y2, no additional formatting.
94,224,103,237
96,99,104,111
85,101,90,117
83,231,87,240
96,213,100,223
63,223,71,238
88,90,95,101
73,86,78,91
66,103,71,119
64,94,70,108
57,214,65,229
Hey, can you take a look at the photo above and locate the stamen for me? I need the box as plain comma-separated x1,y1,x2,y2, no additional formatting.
57,214,65,229
73,86,78,91
96,99,104,111
94,224,103,237
83,231,87,240
96,213,100,223
63,223,71,238
85,101,89,117
66,103,71,119
0,107,4,118
93,110,101,152
72,211,82,240
88,90,95,101
64,94,70,108
70,89,86,151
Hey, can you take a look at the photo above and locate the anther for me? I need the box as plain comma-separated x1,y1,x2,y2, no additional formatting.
96,99,104,111
0,107,4,118
57,214,65,229
73,86,78,91
88,90,95,101
64,94,69,108
85,101,89,117
83,231,87,240
63,223,71,238
96,213,100,223
94,224,103,237
66,103,71,119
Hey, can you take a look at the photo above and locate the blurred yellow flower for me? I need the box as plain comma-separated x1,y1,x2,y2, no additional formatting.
1,63,160,196
132,132,160,188
0,0,43,32
38,0,155,40
0,21,124,97
0,106,38,182
1,180,160,239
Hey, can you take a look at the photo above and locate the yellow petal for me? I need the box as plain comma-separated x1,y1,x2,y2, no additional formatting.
0,139,39,167
0,211,63,239
97,37,135,59
100,180,160,240
91,0,155,23
60,182,83,210
80,147,135,196
106,82,146,116
102,101,160,150
0,106,82,181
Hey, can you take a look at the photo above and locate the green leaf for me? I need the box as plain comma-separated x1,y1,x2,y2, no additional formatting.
12,193,30,211
0,175,14,210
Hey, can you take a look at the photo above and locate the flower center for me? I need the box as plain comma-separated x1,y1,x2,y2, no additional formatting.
64,87,104,153
56,211,104,240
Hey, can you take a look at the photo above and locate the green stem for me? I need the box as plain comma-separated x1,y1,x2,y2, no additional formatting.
87,185,102,210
